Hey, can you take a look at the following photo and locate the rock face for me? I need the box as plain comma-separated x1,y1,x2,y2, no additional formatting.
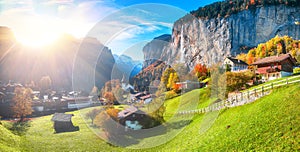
142,34,171,67
112,54,143,79
144,5,300,69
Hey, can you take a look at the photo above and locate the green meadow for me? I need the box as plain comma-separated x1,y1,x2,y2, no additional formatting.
1,83,300,151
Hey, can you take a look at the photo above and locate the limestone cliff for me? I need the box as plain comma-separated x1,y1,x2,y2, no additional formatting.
144,4,300,69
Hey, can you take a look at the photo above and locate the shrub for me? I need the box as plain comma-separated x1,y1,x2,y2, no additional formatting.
86,108,102,125
293,67,300,74
165,91,179,100
10,121,31,136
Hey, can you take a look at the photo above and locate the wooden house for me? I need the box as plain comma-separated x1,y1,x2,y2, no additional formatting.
176,80,206,91
51,113,79,133
223,57,248,72
251,54,297,81
118,106,159,131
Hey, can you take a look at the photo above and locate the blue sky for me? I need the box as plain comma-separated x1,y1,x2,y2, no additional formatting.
0,0,220,60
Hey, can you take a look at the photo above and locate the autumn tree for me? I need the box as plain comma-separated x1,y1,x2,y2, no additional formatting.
167,72,179,90
86,108,102,125
193,64,208,81
11,87,33,121
148,96,166,124
94,107,121,141
103,92,116,105
90,86,99,96
210,65,226,100
226,71,255,93
39,76,52,91
173,63,189,80
245,35,300,64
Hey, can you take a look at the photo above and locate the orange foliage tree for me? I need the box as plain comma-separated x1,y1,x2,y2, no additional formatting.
11,87,33,121
194,64,208,81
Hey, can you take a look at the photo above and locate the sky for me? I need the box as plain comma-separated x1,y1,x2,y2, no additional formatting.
0,0,220,60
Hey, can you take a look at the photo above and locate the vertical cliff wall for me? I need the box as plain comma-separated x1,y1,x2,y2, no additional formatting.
144,5,300,69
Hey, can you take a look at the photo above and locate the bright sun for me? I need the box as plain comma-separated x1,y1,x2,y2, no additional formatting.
13,16,64,48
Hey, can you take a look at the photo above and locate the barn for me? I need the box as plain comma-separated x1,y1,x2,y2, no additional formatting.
51,113,79,133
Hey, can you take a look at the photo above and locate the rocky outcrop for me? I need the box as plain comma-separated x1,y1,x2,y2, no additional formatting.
142,34,171,67
144,5,300,69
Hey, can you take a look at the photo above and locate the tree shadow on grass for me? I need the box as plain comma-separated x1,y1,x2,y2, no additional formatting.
10,121,31,136
166,120,192,129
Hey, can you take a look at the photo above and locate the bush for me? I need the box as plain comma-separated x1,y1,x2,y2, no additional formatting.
86,108,102,125
165,91,179,100
293,67,300,74
10,121,31,136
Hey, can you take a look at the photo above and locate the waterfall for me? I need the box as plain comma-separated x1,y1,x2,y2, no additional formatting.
180,25,184,63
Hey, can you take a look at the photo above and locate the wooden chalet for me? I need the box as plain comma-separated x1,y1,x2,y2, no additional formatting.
251,54,297,81
51,113,79,133
118,106,159,131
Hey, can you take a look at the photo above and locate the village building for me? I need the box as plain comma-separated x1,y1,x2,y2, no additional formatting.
118,106,145,130
118,106,160,131
223,57,248,72
51,113,79,133
251,54,297,81
176,80,206,91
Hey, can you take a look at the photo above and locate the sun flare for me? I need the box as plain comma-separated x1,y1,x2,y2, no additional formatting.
13,16,65,48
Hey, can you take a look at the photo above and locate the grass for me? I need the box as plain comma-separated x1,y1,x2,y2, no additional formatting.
0,83,299,151
147,83,300,151
242,74,300,92
164,88,213,120
0,122,21,152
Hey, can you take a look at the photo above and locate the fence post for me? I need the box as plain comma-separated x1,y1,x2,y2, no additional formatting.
262,86,264,95
286,78,288,84
271,83,273,89
241,92,243,101
248,90,250,99
254,88,257,97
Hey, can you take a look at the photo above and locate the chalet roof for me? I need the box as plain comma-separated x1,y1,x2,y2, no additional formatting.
140,94,152,100
226,57,248,65
118,106,138,118
251,54,297,65
51,113,74,122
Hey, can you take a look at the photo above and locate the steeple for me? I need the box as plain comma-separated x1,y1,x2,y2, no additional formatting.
121,74,125,83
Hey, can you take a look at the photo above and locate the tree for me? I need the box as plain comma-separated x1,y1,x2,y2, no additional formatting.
148,96,166,124
94,107,121,141
103,92,115,105
194,64,208,81
225,64,231,72
11,87,32,121
90,86,99,96
86,108,102,125
39,76,52,91
173,63,189,80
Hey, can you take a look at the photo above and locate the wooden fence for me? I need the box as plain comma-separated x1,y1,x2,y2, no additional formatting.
176,75,300,115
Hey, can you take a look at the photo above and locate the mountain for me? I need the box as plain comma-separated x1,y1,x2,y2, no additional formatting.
0,27,115,92
112,54,143,80
0,27,16,60
142,34,171,67
143,4,300,69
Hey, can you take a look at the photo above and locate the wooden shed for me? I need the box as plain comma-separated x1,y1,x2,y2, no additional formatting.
51,113,79,133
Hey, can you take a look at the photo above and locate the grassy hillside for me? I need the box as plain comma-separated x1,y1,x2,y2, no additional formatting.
0,83,299,151
0,123,20,151
164,88,213,119
149,83,300,151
